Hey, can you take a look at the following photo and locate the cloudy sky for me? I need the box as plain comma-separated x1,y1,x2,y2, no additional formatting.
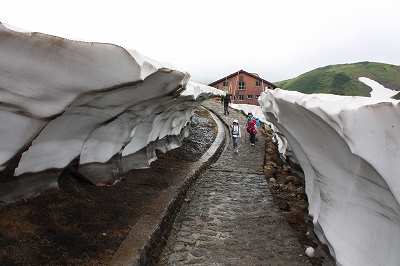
2,0,400,84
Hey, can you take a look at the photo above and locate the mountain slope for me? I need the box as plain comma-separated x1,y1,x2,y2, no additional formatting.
275,62,400,97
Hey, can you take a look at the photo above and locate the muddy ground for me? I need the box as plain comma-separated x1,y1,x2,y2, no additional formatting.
0,106,322,265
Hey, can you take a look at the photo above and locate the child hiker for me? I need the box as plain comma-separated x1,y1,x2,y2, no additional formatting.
230,119,241,153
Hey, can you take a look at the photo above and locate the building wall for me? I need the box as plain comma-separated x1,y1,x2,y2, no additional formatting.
213,73,272,106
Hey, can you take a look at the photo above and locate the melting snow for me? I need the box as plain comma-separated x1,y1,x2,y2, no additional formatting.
359,77,398,99
259,88,400,266
0,22,223,203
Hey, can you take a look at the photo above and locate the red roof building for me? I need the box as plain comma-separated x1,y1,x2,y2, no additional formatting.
208,70,277,106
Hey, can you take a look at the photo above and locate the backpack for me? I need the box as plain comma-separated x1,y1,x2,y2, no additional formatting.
231,124,240,137
248,115,261,127
246,120,257,134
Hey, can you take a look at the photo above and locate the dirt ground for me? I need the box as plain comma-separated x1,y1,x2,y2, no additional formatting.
262,127,323,265
0,107,322,265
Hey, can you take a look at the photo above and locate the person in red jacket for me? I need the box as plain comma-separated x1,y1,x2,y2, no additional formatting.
246,112,257,146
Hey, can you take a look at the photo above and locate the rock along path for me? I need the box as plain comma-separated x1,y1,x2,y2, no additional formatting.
158,100,310,266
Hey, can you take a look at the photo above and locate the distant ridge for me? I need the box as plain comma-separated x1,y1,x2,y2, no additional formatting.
274,62,400,99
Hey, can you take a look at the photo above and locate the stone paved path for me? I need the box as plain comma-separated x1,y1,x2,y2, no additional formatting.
158,101,310,265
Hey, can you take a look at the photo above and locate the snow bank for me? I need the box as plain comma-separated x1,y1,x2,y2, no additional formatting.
230,103,266,123
259,88,400,266
359,77,398,99
0,23,223,204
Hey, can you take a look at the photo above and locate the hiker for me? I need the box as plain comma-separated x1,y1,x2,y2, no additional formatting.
246,112,257,146
230,119,241,153
247,111,255,124
221,94,232,115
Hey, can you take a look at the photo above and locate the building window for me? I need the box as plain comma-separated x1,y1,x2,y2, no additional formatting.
247,94,253,100
232,95,236,101
238,95,244,101
255,81,261,87
223,81,228,87
238,82,245,90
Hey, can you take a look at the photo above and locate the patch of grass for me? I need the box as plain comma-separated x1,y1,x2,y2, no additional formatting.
274,62,400,97
392,92,400,100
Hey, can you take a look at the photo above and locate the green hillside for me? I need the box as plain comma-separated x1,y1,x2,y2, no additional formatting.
275,62,400,98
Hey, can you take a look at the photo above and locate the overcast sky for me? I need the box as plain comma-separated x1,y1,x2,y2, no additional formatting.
2,0,400,84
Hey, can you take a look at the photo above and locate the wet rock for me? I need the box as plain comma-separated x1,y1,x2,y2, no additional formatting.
297,187,305,194
278,201,290,211
190,248,210,258
173,243,185,252
293,179,304,186
286,176,295,182
299,193,308,200
271,183,280,190
287,184,296,192
298,203,309,212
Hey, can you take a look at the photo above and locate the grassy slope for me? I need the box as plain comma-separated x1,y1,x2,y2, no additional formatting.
274,62,400,97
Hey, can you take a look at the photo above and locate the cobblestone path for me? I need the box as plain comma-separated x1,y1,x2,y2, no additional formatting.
158,101,310,265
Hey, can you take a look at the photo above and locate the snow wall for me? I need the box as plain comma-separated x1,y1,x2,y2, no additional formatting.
259,88,400,266
0,23,224,204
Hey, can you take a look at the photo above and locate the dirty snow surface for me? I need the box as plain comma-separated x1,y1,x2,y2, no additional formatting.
0,22,223,204
259,88,400,266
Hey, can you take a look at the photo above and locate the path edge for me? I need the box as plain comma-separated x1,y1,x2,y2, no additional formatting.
109,107,227,266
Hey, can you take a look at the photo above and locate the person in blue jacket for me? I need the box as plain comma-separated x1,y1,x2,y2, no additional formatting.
246,112,257,146
247,111,255,124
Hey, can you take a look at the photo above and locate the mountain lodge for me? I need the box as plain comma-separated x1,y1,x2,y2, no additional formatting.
208,70,277,106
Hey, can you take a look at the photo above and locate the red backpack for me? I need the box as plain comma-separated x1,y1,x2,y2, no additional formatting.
246,120,257,134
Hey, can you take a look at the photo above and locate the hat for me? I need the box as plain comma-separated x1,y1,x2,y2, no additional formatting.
248,111,252,115
233,119,238,123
